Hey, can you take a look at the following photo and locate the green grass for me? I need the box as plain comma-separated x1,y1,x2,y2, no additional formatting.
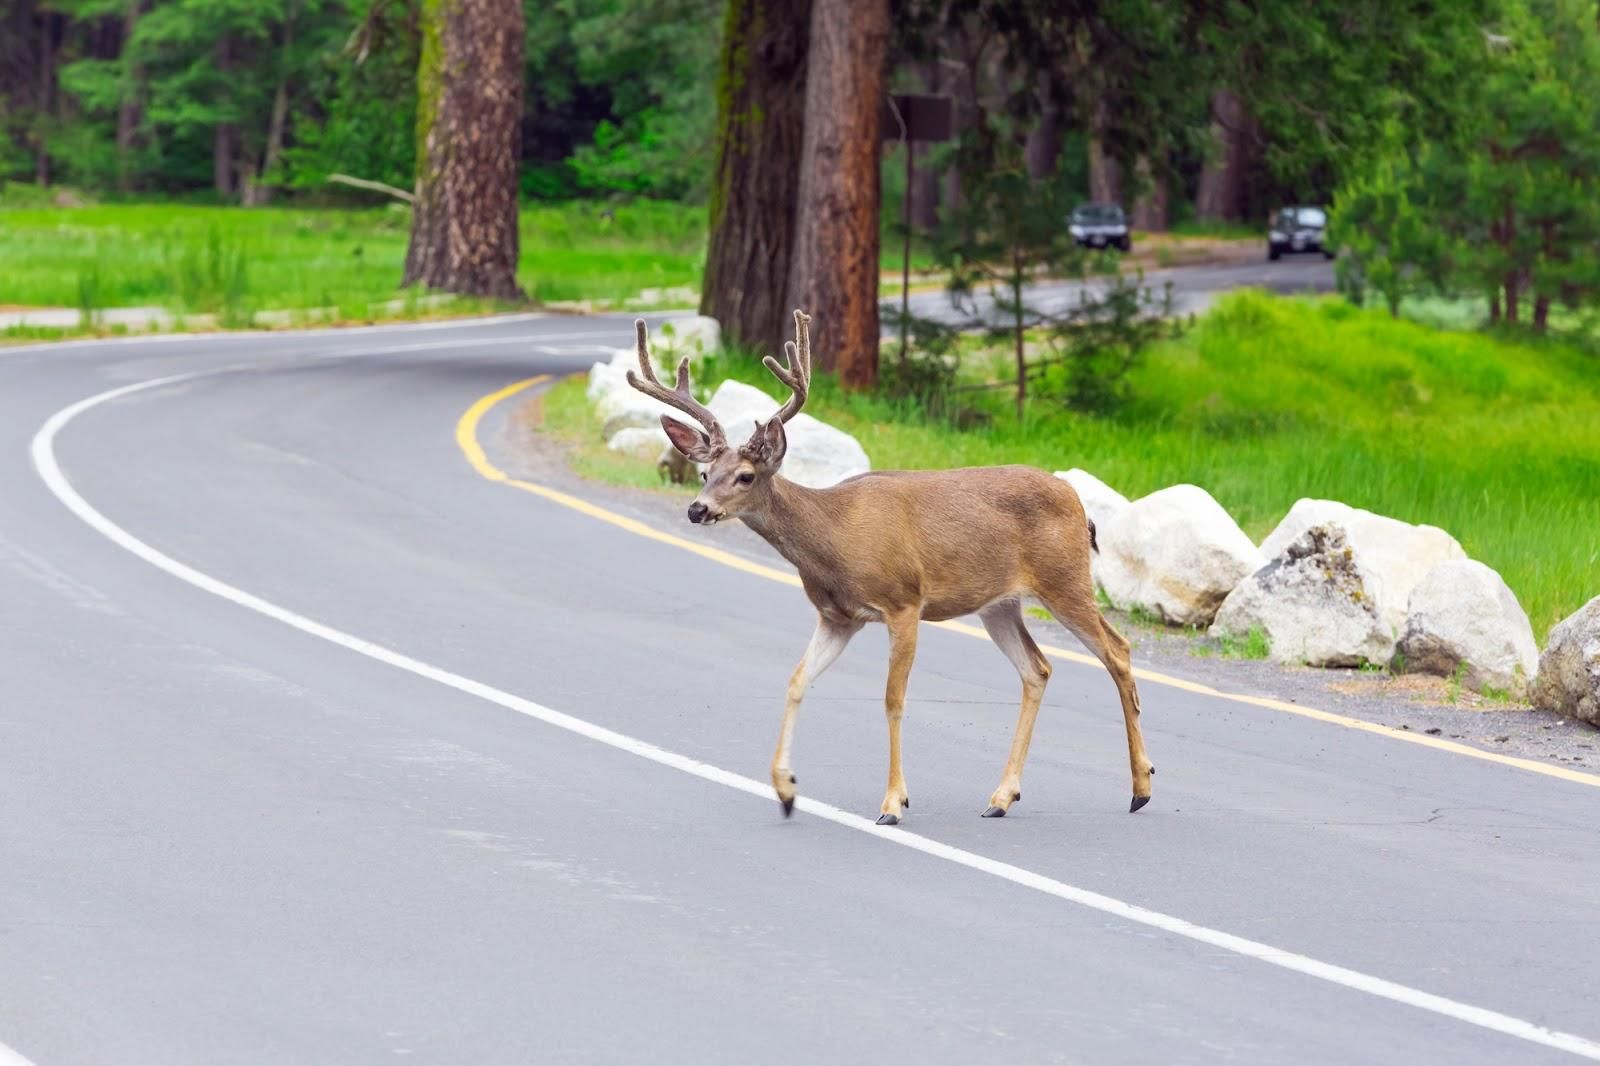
0,192,707,318
1218,626,1272,661
557,290,1600,639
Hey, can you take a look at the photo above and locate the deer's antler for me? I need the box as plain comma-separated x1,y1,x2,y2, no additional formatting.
625,319,726,448
763,309,812,424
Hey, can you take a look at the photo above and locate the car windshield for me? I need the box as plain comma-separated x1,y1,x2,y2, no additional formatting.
1290,207,1327,227
1073,204,1123,223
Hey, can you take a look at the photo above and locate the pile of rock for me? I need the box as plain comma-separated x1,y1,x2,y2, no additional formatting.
1055,471,1590,716
582,314,871,488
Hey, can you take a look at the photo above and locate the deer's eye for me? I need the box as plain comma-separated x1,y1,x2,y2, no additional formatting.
699,470,707,482
736,471,755,486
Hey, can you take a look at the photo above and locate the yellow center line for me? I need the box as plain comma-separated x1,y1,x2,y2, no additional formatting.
457,374,1600,792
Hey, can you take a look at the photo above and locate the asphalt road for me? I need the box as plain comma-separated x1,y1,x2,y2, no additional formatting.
3,271,1600,1066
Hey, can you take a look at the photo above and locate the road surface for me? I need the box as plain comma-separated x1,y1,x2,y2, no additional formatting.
3,284,1599,1066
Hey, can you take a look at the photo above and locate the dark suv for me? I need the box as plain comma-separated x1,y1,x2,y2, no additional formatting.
1268,205,1334,260
1069,203,1131,251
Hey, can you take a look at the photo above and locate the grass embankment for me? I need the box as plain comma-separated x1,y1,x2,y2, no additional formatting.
545,291,1600,638
0,196,706,326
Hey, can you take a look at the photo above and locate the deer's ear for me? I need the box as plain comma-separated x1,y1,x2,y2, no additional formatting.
661,415,717,463
749,415,788,468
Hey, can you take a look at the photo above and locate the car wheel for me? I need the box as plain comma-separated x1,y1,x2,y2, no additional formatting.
1268,245,1282,261
1116,237,1131,252
1323,249,1336,260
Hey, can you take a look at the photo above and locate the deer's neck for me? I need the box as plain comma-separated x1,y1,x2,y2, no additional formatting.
740,476,836,577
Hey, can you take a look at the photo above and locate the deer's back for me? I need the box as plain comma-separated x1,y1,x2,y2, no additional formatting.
804,465,1090,621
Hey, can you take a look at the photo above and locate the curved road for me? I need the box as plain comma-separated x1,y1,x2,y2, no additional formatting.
3,290,1599,1065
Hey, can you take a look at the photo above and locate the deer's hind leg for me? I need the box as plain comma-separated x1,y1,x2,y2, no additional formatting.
978,598,1053,818
1034,568,1155,813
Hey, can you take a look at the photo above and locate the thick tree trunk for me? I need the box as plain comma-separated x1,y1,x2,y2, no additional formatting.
244,5,295,207
785,0,888,389
1025,88,1062,180
1196,88,1252,222
1087,99,1120,203
35,11,57,185
1129,155,1167,231
115,0,142,193
213,36,237,198
403,0,525,300
700,0,812,354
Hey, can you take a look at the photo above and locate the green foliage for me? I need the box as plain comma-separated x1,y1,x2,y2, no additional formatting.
1218,626,1272,661
1333,0,1600,330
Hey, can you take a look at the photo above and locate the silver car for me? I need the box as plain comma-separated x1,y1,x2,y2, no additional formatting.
1069,203,1131,251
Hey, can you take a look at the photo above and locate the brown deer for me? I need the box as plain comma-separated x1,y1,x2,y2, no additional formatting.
626,310,1153,824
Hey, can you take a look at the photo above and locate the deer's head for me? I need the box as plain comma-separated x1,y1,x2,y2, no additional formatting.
629,310,812,526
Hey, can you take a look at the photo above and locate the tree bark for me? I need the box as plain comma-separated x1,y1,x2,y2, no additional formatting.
213,35,237,198
785,0,888,389
403,0,526,300
1087,99,1120,202
36,10,57,186
1024,84,1061,180
1129,155,1168,231
1195,88,1252,222
244,6,296,208
700,0,813,354
116,0,143,193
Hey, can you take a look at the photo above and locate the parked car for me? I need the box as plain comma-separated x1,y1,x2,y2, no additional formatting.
1268,205,1335,260
1069,203,1131,251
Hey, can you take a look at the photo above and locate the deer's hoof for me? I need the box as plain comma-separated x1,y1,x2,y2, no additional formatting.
780,796,795,818
981,805,1007,818
875,813,900,826
1130,795,1151,813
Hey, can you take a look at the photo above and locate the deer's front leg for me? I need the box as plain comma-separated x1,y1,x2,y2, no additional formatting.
772,616,859,817
877,609,920,826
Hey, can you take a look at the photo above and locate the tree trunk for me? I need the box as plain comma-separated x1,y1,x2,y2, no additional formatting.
1087,138,1121,203
785,0,888,389
35,11,57,186
700,0,813,354
213,36,237,198
1196,88,1252,222
244,4,296,207
403,0,526,300
1489,289,1501,325
116,0,143,193
1129,155,1168,231
1025,86,1061,180
1500,198,1517,325
1533,294,1550,331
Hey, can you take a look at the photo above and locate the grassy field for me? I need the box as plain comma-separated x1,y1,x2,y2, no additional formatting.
0,194,707,321
546,291,1600,639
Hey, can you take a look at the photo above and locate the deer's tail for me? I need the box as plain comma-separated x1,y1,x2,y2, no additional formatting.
1087,517,1099,553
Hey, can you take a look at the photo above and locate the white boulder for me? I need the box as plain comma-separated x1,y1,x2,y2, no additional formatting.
1396,560,1539,693
1053,469,1130,535
704,379,871,489
1097,484,1264,626
651,315,721,361
1532,595,1600,725
607,426,671,463
1212,525,1393,667
1258,499,1465,636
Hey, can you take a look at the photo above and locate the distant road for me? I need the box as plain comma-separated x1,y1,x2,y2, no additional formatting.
3,303,1599,1065
893,254,1337,326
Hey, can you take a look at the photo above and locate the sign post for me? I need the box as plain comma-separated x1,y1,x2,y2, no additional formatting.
882,93,954,367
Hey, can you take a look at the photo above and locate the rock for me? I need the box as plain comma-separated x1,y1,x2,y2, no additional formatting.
1053,469,1129,535
1053,469,1128,592
1097,484,1264,626
1212,525,1393,667
1396,560,1539,693
1532,595,1600,725
1258,499,1465,636
601,410,661,442
704,379,871,489
607,426,671,463
651,315,721,361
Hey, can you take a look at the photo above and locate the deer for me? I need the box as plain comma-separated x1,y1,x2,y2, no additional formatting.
626,309,1153,825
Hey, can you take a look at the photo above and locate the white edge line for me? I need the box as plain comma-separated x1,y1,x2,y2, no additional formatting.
3,308,698,357
24,370,1600,1064
0,1043,37,1066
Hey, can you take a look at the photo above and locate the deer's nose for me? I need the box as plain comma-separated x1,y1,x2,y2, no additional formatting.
687,502,709,524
